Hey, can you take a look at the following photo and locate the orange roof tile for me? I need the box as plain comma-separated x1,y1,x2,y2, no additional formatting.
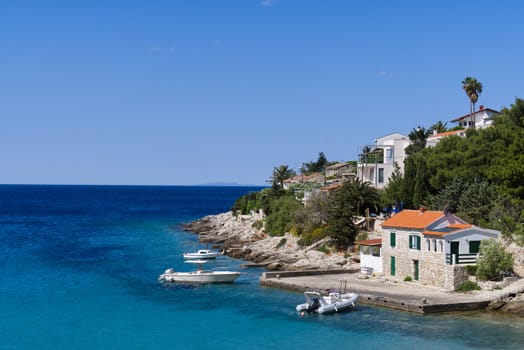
423,224,472,237
354,238,382,246
381,209,444,229
427,129,465,139
423,230,447,237
448,223,472,229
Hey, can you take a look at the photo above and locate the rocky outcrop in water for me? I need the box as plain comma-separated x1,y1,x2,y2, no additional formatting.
488,294,524,316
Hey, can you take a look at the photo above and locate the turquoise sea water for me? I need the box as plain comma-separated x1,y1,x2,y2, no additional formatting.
1,185,524,350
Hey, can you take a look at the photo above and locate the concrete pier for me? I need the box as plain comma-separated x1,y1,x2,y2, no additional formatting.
259,269,494,314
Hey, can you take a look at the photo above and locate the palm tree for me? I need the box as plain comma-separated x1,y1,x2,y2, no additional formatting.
270,165,296,190
349,178,380,215
429,120,448,134
461,77,483,129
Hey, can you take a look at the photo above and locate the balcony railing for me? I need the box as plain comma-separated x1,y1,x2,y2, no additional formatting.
446,253,480,265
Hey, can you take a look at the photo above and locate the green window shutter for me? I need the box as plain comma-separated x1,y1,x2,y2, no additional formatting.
390,256,396,276
416,236,421,250
390,232,396,247
469,241,481,254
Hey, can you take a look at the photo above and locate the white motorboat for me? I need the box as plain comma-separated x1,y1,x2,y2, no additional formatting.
159,260,240,284
296,291,359,314
182,249,220,259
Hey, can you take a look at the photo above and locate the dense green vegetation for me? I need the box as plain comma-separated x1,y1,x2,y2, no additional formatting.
476,239,514,281
232,97,524,250
231,155,380,249
383,97,524,243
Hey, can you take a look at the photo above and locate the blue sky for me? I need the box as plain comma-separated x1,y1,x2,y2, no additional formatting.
2,0,523,186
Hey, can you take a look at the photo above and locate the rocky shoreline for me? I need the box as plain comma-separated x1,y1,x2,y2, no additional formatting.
182,211,357,271
183,210,524,316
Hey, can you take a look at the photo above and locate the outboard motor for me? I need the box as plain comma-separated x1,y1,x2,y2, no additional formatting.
308,298,321,312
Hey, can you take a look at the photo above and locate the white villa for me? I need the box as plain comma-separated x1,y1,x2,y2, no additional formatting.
357,132,410,189
451,106,499,130
426,106,499,147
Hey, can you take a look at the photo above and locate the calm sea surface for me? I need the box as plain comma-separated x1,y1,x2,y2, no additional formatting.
1,185,524,349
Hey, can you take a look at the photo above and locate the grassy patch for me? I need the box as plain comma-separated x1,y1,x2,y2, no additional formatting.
456,280,481,292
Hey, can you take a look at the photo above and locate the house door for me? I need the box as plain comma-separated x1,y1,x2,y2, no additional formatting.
413,260,419,281
450,241,460,264
390,256,396,276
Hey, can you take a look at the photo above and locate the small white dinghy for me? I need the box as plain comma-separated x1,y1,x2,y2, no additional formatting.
159,260,240,284
296,291,359,314
182,249,220,259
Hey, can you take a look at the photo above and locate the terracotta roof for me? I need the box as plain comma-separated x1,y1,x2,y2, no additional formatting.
423,223,473,237
284,173,325,183
423,230,449,237
427,129,465,139
448,223,473,229
354,238,382,246
381,209,444,229
450,108,499,122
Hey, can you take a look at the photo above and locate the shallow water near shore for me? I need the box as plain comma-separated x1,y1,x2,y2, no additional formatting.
1,185,524,349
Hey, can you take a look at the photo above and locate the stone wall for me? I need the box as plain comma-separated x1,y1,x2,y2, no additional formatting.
420,250,447,288
381,228,469,290
447,265,469,290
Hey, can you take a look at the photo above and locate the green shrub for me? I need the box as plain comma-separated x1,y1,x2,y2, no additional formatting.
297,227,327,247
276,238,287,249
231,191,259,215
404,276,413,282
265,194,302,236
316,243,331,254
456,280,481,292
476,239,514,281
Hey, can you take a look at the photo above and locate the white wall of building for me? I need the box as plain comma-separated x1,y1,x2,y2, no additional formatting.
359,246,383,273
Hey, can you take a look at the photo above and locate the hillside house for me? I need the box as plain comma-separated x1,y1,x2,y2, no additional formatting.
380,209,500,290
325,162,356,184
283,173,325,190
451,106,499,130
357,133,410,189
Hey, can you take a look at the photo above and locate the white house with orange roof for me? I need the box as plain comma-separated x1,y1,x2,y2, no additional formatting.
450,105,499,130
380,208,500,290
426,129,467,148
